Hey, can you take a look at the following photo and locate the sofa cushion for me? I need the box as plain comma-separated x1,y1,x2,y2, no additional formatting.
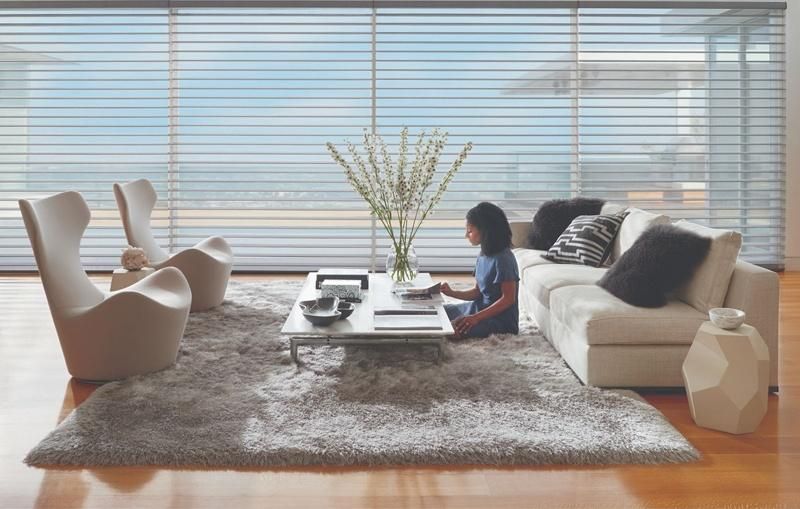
550,285,707,346
674,220,742,312
523,264,607,309
597,224,711,308
528,197,605,250
513,247,555,273
610,208,671,263
542,213,627,267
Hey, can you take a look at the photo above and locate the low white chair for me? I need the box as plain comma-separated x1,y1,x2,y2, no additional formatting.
19,191,192,382
113,178,233,312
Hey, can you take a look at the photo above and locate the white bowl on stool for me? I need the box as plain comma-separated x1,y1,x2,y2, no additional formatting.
709,308,746,329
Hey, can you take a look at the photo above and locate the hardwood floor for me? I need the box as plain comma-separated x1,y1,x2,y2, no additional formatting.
1,272,798,509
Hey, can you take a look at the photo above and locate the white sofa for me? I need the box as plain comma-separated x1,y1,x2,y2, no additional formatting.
510,208,780,390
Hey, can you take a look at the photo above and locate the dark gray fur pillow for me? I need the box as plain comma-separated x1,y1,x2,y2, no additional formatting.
529,197,605,250
597,224,711,308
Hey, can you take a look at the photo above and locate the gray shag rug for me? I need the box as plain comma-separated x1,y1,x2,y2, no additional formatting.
25,281,699,468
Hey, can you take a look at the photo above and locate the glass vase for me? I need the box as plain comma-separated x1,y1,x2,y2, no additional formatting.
386,243,419,283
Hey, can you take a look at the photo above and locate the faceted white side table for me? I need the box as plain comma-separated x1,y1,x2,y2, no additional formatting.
682,321,769,434
110,267,155,291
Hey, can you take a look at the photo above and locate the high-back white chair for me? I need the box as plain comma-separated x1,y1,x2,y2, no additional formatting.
113,178,233,312
19,191,192,382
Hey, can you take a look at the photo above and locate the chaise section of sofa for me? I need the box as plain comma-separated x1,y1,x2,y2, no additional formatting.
509,218,780,390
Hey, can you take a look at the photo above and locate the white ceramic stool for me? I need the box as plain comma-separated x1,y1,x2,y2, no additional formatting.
682,321,769,434
110,267,155,291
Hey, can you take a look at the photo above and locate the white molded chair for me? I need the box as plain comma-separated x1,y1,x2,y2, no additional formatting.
113,178,233,312
19,191,192,382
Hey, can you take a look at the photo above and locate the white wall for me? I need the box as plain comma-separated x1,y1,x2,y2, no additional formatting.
785,1,800,270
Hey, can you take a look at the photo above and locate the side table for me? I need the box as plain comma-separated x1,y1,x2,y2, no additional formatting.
682,321,769,434
110,267,155,291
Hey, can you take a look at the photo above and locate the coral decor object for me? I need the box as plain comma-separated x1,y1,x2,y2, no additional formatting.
121,245,149,271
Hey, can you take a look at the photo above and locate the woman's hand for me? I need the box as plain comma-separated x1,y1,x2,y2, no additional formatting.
440,281,454,297
441,282,480,302
453,314,478,336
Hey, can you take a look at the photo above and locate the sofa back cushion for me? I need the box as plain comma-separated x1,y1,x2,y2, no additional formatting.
528,197,605,250
600,202,627,215
610,208,671,263
674,220,742,312
542,213,626,267
597,224,711,308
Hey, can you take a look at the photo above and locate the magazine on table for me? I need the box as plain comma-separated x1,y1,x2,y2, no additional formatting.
374,305,438,316
374,289,442,329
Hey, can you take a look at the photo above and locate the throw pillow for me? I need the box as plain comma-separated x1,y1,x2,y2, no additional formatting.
674,220,743,312
541,212,627,267
609,208,671,263
597,224,712,308
528,197,605,250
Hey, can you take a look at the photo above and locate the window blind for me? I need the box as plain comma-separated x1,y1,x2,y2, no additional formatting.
374,7,577,269
170,8,374,270
575,8,785,266
0,5,786,270
0,9,169,269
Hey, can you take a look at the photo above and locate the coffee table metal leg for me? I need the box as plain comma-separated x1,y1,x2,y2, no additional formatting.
290,338,298,363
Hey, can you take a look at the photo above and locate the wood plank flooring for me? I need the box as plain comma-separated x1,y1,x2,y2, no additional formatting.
1,272,798,509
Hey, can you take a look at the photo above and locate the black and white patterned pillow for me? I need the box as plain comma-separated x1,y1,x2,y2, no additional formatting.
541,213,627,267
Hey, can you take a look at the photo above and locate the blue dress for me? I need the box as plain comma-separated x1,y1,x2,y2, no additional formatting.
444,247,520,337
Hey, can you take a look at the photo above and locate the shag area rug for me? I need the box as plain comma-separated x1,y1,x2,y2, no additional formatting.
26,281,699,467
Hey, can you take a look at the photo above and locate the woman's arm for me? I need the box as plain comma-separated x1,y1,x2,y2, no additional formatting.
453,280,517,336
440,281,480,301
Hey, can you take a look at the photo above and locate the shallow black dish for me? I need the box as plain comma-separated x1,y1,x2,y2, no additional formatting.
337,301,355,320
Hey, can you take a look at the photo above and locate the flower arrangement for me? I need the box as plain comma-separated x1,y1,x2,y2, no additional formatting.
121,245,149,271
327,128,473,282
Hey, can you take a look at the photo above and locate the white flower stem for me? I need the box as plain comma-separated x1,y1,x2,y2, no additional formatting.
327,128,473,282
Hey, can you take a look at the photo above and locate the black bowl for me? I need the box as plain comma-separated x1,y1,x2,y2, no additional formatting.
302,309,341,326
337,301,355,320
298,296,339,314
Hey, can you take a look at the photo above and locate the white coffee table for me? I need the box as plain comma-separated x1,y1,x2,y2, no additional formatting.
282,272,454,363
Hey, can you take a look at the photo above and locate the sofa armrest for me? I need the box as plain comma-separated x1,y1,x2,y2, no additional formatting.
723,260,780,387
510,220,532,249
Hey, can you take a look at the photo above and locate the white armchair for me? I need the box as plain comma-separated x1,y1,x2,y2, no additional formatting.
113,178,233,312
19,191,192,382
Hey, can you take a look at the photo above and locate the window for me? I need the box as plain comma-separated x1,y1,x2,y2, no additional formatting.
1,9,169,268
0,5,785,270
575,8,785,266
171,8,374,270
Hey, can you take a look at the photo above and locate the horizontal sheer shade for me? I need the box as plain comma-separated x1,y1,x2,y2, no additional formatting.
0,6,786,270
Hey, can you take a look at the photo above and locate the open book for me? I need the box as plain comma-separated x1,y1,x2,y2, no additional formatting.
394,282,442,301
